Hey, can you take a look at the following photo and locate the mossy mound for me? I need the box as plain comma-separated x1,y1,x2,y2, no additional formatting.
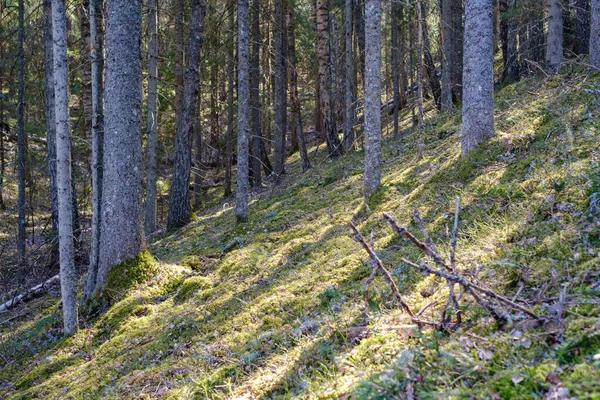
103,250,159,304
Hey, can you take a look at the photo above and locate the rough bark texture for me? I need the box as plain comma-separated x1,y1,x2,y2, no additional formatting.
250,0,263,187
144,0,158,236
236,0,250,222
441,0,453,111
52,0,78,335
573,0,590,55
451,0,464,101
273,0,287,175
316,0,343,158
17,0,26,264
167,0,207,230
591,0,600,69
364,0,381,199
344,0,356,147
84,0,104,301
462,0,495,157
225,3,235,197
44,0,59,267
546,0,564,73
95,0,146,294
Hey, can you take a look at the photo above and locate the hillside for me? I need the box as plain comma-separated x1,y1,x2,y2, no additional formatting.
1,69,600,399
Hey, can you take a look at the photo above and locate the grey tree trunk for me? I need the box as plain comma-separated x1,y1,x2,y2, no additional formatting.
391,0,400,137
273,0,287,175
236,0,250,222
79,0,92,142
364,0,381,199
84,0,104,301
591,0,600,69
17,0,26,264
417,0,425,141
175,0,184,118
94,0,146,294
145,0,158,236
344,0,356,147
462,0,495,157
573,0,590,55
250,0,263,187
225,3,235,197
167,0,207,231
422,9,442,111
354,0,366,88
441,0,453,111
451,0,464,101
193,104,203,208
44,0,59,267
316,0,343,157
52,0,78,335
546,0,564,73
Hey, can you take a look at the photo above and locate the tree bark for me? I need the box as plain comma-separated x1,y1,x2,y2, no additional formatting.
175,0,184,119
52,0,78,335
441,0,453,111
422,7,442,111
354,0,366,88
500,0,519,83
225,2,235,197
250,0,263,187
273,0,287,175
236,0,250,222
79,0,92,142
546,0,564,74
17,0,26,264
145,0,158,236
94,0,146,294
590,0,600,69
417,0,425,140
364,0,381,199
462,0,495,157
168,0,207,230
451,0,464,102
344,0,357,147
391,0,400,137
573,0,590,55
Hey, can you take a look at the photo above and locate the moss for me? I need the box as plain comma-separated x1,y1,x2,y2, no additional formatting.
102,250,159,304
174,276,214,303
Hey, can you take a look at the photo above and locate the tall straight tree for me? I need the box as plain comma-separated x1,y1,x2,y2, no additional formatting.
17,0,26,263
344,0,356,147
93,0,145,294
84,0,104,301
391,0,401,137
43,0,59,267
546,0,564,73
462,0,495,156
224,2,235,197
441,0,453,111
79,0,92,141
316,0,343,158
145,0,158,236
591,0,600,69
250,0,263,187
236,0,250,222
167,0,207,230
52,0,78,335
273,0,287,176
500,0,519,83
364,0,381,199
573,0,590,55
451,0,464,101
175,0,184,117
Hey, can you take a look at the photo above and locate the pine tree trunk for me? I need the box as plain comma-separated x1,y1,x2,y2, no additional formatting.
52,0,78,335
144,0,158,236
344,0,356,147
273,0,287,175
364,0,381,199
94,0,146,294
451,0,464,101
236,0,251,222
193,103,203,207
17,0,26,264
316,0,343,158
391,0,400,137
44,0,59,267
417,0,425,141
590,0,600,69
175,0,184,118
168,0,207,231
422,7,442,111
225,3,235,197
79,0,92,142
462,0,495,156
250,0,263,187
84,0,104,301
354,0,366,88
441,0,453,111
573,0,590,55
500,0,519,83
546,0,564,73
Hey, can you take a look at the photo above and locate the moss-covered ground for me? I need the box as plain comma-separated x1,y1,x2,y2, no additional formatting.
1,68,600,399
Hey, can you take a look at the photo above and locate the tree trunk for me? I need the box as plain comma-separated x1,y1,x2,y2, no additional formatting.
144,0,158,236
500,0,519,83
44,0,59,267
391,0,400,138
354,0,366,88
236,0,250,222
84,0,104,301
193,101,203,208
94,0,146,294
590,0,600,69
422,7,442,111
250,0,263,187
273,0,287,175
168,0,207,231
462,0,495,156
417,0,425,140
344,0,357,147
52,0,78,335
573,0,590,55
546,0,564,74
441,0,453,111
79,0,92,142
451,0,464,102
364,0,381,199
316,0,343,158
175,0,184,118
17,0,26,264
225,2,235,197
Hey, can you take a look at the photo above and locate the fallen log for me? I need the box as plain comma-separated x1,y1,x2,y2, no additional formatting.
0,274,60,313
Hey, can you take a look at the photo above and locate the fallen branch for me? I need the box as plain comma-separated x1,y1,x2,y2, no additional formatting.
0,274,60,313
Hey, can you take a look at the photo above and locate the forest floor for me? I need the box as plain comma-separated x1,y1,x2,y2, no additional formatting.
1,66,600,399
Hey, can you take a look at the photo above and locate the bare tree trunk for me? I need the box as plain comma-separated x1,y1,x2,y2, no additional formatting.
225,2,235,197
94,0,146,294
79,0,92,142
250,0,263,187
236,0,250,222
354,0,366,88
344,0,356,147
44,0,59,267
84,0,104,301
193,100,203,207
417,0,425,142
546,0,564,73
316,0,343,158
462,0,495,156
422,6,442,111
52,0,78,335
441,0,453,111
364,0,381,199
175,0,184,118
573,0,590,55
591,0,600,69
17,0,26,264
451,0,464,101
391,0,400,138
500,0,519,83
145,0,158,236
273,0,287,175
168,0,207,231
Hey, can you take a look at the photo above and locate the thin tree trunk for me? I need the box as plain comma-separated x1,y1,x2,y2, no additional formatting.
79,0,92,142
250,0,263,187
145,0,158,236
236,0,250,222
441,0,453,111
500,0,519,83
273,0,287,175
175,0,184,118
17,0,26,264
225,2,235,197
52,0,78,335
573,0,590,55
168,0,207,230
94,0,146,294
193,98,202,208
354,0,366,88
364,0,381,199
344,0,356,147
417,0,425,142
546,0,564,73
84,0,104,301
462,0,495,156
391,0,400,138
451,0,464,101
590,0,600,69
422,7,442,111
